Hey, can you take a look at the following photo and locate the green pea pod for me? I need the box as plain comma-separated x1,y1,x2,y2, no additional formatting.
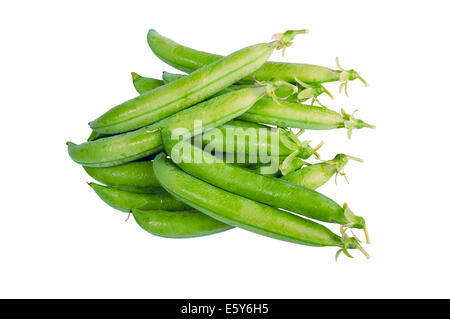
68,86,267,167
133,209,232,238
83,161,160,189
89,29,304,134
147,30,366,86
89,182,190,212
163,136,368,242
282,154,363,189
200,125,319,174
160,71,312,102
239,99,375,139
142,71,374,138
201,125,316,159
198,123,316,172
152,153,368,258
131,72,164,94
67,129,163,167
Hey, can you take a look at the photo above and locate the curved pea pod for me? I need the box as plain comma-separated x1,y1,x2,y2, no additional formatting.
83,160,161,190
239,98,375,139
163,135,369,244
132,209,232,239
67,128,163,167
201,125,319,159
159,71,308,103
89,29,303,135
282,154,363,189
151,71,373,138
199,123,316,173
147,29,366,87
153,153,368,258
131,72,164,94
88,182,190,212
68,86,267,167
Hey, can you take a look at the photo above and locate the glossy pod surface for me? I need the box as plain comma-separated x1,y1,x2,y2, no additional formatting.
133,209,232,238
68,87,266,167
89,183,190,212
240,98,346,129
67,128,163,167
137,71,371,134
202,126,302,157
161,71,298,101
153,153,343,247
89,30,276,134
164,138,353,225
153,87,266,133
147,30,340,84
83,160,160,188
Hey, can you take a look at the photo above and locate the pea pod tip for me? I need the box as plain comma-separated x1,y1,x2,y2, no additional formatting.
131,72,141,81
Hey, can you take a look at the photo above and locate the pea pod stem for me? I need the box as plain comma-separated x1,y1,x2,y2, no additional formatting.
341,109,375,139
336,57,368,96
83,160,161,189
343,204,370,244
294,76,334,106
270,29,309,56
336,232,370,260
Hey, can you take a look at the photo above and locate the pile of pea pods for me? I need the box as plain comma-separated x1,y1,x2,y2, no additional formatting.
67,29,374,260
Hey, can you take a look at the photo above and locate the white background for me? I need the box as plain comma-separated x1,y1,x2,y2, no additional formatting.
1,0,449,298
